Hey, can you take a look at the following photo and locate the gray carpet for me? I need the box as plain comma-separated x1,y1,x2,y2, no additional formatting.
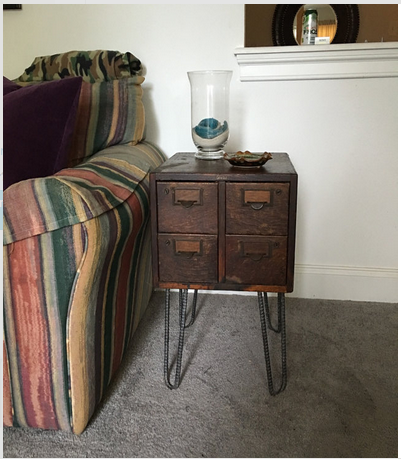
3,291,398,458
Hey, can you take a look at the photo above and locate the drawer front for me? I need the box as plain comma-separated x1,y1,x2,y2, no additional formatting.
158,234,218,283
225,236,287,286
226,183,289,235
157,182,218,234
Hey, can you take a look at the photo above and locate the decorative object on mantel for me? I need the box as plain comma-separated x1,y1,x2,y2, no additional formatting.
188,70,232,160
272,4,359,46
223,151,273,168
301,7,319,45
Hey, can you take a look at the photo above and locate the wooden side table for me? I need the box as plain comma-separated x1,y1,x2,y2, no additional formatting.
150,153,298,395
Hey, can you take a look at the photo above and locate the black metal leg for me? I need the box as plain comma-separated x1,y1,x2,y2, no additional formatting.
258,292,287,395
164,289,196,389
262,292,282,333
184,290,198,328
165,289,288,394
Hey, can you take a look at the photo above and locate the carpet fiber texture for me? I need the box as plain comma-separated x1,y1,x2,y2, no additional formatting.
3,291,398,458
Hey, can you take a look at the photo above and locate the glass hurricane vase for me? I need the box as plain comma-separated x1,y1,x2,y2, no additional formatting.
188,70,232,160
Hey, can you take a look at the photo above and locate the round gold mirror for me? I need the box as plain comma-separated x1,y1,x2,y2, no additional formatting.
273,4,359,46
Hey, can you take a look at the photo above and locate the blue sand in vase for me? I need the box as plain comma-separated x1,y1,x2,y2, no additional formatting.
194,118,228,139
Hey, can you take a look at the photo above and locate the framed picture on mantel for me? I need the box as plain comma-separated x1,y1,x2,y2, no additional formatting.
3,5,22,10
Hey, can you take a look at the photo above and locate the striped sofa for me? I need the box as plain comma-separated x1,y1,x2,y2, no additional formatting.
3,51,166,434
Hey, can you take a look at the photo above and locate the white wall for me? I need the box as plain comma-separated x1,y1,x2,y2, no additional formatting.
3,4,398,302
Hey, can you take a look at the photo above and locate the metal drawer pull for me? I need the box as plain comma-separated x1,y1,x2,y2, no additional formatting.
177,252,197,259
177,200,197,208
250,203,265,211
241,241,272,261
243,189,271,210
174,188,203,207
245,252,268,262
244,252,270,261
174,240,202,258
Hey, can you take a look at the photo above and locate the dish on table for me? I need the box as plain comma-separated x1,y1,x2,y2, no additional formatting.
223,151,273,168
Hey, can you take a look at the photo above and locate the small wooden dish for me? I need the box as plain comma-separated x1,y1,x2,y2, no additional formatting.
223,151,273,168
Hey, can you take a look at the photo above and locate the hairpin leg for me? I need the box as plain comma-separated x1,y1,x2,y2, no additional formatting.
262,292,282,333
184,289,198,328
258,292,287,395
164,289,190,389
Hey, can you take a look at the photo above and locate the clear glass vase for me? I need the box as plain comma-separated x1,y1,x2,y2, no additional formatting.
188,70,232,160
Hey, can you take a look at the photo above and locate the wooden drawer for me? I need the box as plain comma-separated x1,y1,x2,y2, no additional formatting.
158,234,218,283
157,182,218,234
225,236,287,286
226,183,289,236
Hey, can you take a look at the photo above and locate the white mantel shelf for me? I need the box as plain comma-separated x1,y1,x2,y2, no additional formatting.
234,42,398,81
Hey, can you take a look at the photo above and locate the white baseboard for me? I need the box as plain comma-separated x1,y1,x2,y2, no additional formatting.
156,264,398,303
289,264,398,303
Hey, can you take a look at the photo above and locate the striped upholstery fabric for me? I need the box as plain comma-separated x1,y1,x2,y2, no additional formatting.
64,75,145,167
3,142,166,434
15,51,145,167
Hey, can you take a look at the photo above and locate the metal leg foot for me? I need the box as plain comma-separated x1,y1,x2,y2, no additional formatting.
258,292,287,395
164,289,189,389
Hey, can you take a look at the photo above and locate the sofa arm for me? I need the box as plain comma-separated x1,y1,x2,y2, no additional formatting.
4,179,155,433
3,141,166,245
3,140,166,433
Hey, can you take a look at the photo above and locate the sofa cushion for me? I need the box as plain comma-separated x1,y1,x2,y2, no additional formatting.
3,76,82,190
66,76,145,167
15,51,146,167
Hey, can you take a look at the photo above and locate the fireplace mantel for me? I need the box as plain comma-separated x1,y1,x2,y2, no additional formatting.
234,42,398,81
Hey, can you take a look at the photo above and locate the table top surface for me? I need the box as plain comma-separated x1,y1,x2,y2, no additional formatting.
152,152,297,180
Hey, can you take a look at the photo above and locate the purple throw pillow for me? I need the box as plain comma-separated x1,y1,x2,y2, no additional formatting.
3,76,21,95
3,76,82,190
